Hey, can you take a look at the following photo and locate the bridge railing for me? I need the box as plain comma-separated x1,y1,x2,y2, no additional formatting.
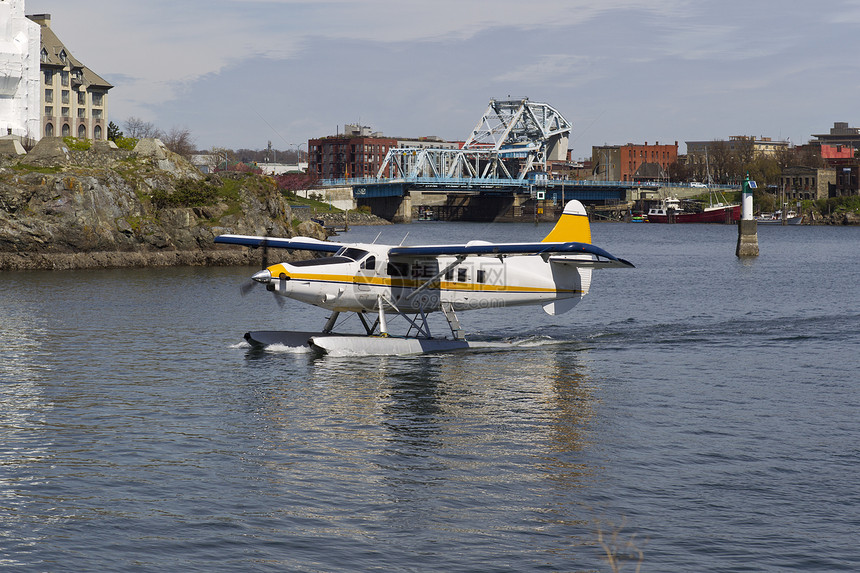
319,176,738,190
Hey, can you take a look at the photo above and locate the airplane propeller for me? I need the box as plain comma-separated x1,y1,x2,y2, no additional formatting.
239,235,285,307
239,279,257,297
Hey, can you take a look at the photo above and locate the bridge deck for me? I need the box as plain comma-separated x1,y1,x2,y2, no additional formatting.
325,176,736,200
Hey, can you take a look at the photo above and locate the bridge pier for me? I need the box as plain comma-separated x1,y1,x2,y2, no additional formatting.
438,194,516,222
357,195,413,223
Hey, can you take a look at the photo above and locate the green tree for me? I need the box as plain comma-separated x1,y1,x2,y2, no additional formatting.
107,121,123,141
744,156,781,187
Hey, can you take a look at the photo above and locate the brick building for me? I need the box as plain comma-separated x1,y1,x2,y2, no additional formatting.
308,124,397,180
820,144,859,197
591,142,678,182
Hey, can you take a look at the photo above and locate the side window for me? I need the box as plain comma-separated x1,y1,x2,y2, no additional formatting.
411,260,439,278
387,262,409,279
476,269,486,284
457,268,468,282
445,268,454,281
361,256,376,271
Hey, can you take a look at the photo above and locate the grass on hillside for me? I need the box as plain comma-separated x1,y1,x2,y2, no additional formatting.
8,163,63,174
285,193,343,213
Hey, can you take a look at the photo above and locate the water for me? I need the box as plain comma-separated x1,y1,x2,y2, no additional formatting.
1,222,858,571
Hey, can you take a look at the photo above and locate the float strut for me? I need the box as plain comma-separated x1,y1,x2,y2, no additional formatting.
323,311,340,334
377,295,389,336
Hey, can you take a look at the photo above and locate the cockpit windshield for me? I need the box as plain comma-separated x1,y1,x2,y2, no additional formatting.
336,247,370,261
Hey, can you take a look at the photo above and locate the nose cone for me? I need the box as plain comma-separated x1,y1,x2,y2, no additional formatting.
252,269,271,283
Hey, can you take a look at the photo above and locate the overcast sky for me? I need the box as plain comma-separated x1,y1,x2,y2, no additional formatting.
27,0,860,157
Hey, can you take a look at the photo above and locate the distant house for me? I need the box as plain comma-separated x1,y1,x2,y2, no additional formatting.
26,13,112,141
258,162,308,175
191,154,219,174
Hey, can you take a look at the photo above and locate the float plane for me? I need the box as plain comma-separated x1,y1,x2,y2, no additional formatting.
215,200,633,355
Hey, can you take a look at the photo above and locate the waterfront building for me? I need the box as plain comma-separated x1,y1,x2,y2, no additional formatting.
780,166,836,201
832,165,859,197
819,144,858,197
591,142,678,182
0,0,41,141
26,13,112,141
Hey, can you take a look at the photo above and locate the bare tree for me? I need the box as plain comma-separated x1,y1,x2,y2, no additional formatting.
666,160,689,182
733,137,756,169
793,145,825,169
709,140,732,183
123,116,161,139
161,126,196,158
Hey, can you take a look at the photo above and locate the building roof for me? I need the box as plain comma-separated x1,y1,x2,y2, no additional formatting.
32,17,113,89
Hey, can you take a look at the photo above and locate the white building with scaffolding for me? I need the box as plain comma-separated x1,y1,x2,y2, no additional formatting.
0,0,41,141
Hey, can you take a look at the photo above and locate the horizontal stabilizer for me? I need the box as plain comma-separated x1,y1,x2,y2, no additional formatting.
549,255,635,268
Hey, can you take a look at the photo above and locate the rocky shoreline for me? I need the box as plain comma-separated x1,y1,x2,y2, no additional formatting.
298,210,392,227
810,211,860,225
0,137,387,271
0,249,257,271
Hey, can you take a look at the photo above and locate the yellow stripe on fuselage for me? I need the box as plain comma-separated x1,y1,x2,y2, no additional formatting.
274,270,579,294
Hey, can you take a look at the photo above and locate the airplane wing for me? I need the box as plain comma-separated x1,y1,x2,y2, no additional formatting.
214,234,343,253
388,241,634,268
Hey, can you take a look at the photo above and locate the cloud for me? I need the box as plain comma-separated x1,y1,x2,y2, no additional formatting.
36,0,687,120
26,0,858,153
493,55,603,87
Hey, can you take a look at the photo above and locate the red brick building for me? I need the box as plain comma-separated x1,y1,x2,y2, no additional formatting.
821,144,858,197
592,142,678,182
308,124,397,179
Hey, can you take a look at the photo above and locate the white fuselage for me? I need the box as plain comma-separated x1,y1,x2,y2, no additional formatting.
262,243,592,314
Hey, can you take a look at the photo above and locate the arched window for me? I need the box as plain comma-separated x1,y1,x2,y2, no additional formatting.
94,125,102,140
62,123,70,137
45,123,54,137
78,124,86,139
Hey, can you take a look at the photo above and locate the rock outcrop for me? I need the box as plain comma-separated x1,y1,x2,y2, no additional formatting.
0,138,329,270
818,211,860,225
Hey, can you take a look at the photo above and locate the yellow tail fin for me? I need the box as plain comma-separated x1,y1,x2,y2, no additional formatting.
542,200,591,244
